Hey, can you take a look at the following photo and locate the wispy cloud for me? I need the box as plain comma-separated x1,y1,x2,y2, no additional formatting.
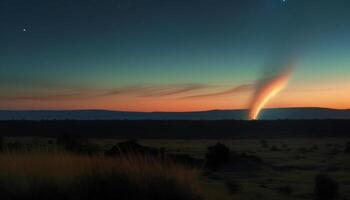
107,84,211,97
0,83,214,101
140,84,210,97
0,70,258,103
0,92,96,101
181,84,253,99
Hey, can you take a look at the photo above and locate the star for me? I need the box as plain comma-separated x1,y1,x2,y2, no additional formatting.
22,28,27,32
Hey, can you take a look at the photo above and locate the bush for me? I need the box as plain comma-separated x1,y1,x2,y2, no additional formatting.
56,134,83,150
104,139,161,157
277,185,293,194
56,134,99,155
206,143,230,170
345,142,350,153
270,145,280,152
314,174,339,200
298,147,310,154
225,179,243,194
0,136,3,152
311,145,319,151
105,140,202,167
260,139,268,148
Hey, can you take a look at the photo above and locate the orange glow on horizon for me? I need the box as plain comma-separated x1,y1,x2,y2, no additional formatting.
2,77,350,112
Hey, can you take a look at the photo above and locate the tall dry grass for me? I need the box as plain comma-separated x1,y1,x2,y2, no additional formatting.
0,151,202,200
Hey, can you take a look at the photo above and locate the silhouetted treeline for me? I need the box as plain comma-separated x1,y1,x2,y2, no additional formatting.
1,120,350,139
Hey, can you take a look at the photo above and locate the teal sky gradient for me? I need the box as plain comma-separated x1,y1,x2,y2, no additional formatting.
1,0,350,110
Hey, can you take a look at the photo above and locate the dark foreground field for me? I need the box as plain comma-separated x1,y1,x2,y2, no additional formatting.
1,120,350,200
1,120,350,138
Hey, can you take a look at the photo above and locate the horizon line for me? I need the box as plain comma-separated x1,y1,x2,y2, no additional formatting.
0,106,349,113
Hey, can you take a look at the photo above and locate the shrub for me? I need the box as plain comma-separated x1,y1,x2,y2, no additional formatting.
105,141,202,167
314,174,339,200
225,179,243,194
0,136,3,152
260,139,268,148
345,142,350,153
270,145,279,152
298,147,309,154
104,139,161,157
277,185,293,194
311,145,319,151
56,134,83,150
206,143,230,170
56,134,99,155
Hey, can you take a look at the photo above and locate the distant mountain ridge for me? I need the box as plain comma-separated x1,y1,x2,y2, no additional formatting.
1,107,350,120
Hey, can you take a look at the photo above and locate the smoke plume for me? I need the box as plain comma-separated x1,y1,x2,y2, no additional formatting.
248,63,293,120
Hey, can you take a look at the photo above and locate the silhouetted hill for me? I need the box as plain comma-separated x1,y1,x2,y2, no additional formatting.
1,107,350,120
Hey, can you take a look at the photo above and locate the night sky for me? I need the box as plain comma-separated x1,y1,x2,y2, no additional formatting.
1,0,350,111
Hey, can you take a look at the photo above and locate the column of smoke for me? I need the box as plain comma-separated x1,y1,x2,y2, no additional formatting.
248,64,293,120
246,1,305,120
246,31,298,120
